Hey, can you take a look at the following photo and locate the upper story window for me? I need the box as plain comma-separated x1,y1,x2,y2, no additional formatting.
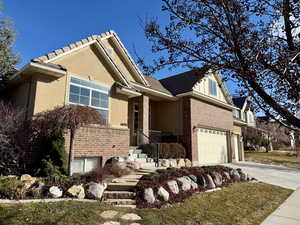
209,79,217,96
68,77,109,121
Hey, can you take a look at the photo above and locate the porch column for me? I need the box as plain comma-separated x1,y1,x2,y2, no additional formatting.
139,95,149,145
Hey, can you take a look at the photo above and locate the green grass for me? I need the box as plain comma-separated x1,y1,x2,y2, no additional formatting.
0,183,292,225
245,152,300,169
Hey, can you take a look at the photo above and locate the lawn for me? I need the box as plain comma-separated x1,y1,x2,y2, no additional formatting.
0,182,292,225
245,151,300,169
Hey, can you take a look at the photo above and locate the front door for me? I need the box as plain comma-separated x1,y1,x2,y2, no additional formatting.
132,103,139,146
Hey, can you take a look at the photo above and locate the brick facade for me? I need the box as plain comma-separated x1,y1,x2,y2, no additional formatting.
181,97,235,164
64,125,129,166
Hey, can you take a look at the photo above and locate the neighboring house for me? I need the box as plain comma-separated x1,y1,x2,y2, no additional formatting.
232,96,256,160
4,30,243,173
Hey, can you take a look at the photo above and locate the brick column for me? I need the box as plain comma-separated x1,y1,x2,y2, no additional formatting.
139,95,149,145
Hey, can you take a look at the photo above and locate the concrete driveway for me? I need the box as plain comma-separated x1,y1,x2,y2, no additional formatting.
225,161,300,190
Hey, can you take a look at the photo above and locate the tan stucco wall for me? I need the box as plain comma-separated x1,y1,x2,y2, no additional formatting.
233,125,242,135
151,100,183,135
35,45,129,128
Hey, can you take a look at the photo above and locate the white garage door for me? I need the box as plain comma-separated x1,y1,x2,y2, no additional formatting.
197,128,228,164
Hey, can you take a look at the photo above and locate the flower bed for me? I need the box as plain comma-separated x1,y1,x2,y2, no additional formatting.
136,166,254,208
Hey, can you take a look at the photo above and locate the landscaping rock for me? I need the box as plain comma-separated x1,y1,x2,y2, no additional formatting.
121,213,142,221
212,172,223,187
161,159,170,167
206,174,216,189
169,159,177,168
240,172,248,181
49,186,62,198
126,161,140,170
189,174,197,183
144,188,155,204
177,159,186,168
33,181,45,190
177,176,191,191
67,184,85,199
114,162,127,170
197,175,207,188
229,169,240,182
86,182,107,200
167,180,179,194
223,172,231,180
157,186,169,201
100,210,118,219
185,159,192,167
129,223,141,225
101,222,120,225
20,174,36,189
190,181,198,190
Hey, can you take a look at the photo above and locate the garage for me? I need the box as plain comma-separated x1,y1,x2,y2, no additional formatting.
197,128,228,164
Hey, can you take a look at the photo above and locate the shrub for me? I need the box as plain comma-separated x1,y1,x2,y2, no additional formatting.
0,177,27,199
141,143,186,159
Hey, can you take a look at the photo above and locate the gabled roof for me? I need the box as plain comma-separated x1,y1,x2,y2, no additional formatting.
232,97,248,109
160,67,210,96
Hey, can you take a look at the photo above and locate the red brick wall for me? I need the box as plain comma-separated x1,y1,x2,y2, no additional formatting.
64,125,129,165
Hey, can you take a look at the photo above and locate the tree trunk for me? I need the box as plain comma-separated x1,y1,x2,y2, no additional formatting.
68,130,75,175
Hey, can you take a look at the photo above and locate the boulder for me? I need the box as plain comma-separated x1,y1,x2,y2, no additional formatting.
112,156,125,163
240,172,248,181
20,174,36,189
190,181,198,190
33,181,45,190
223,172,231,181
189,174,197,183
169,159,177,168
157,186,169,201
86,182,107,200
49,186,63,198
197,175,207,188
100,210,118,219
67,184,85,199
206,174,216,189
114,162,127,170
229,169,241,182
126,161,140,170
212,172,223,187
161,159,170,167
177,176,191,191
167,180,179,194
144,188,155,204
121,213,142,221
177,159,186,168
185,159,192,167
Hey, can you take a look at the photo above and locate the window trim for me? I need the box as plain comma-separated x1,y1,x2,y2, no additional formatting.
72,157,101,174
67,75,110,122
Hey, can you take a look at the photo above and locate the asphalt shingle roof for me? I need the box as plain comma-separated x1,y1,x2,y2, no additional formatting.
232,97,247,109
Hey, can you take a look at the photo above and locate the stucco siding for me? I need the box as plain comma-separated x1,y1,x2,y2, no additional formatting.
233,125,242,135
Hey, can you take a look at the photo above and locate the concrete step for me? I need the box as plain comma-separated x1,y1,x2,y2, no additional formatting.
107,182,138,191
104,199,136,205
137,153,147,158
133,149,143,154
103,191,135,200
129,146,139,150
111,178,139,183
134,158,147,163
115,204,136,208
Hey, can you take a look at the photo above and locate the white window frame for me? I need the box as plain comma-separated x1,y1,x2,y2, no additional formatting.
72,157,100,174
68,76,110,122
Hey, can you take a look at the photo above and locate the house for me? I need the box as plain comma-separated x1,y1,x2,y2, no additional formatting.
4,30,244,173
232,96,256,158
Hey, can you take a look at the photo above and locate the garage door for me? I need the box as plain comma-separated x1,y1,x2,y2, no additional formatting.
197,128,228,164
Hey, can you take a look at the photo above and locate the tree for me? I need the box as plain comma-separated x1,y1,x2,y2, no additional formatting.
0,0,18,90
139,0,300,129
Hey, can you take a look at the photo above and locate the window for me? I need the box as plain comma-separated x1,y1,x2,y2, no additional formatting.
71,157,100,174
69,77,109,121
209,79,217,96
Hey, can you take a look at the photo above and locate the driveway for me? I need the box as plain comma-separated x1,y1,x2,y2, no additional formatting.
225,161,300,190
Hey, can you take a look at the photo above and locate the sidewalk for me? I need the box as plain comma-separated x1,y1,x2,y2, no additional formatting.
261,187,300,225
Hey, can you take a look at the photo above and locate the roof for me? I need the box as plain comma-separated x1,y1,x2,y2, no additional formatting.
159,67,210,95
232,97,248,109
143,76,173,95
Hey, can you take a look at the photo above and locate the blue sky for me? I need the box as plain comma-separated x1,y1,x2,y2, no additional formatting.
3,0,237,94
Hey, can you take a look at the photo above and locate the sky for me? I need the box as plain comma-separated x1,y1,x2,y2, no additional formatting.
3,0,237,94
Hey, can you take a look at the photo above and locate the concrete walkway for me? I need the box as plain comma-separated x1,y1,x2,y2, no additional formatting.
261,187,300,225
226,161,300,190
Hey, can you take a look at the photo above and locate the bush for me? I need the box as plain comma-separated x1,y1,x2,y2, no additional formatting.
0,177,27,199
141,143,186,159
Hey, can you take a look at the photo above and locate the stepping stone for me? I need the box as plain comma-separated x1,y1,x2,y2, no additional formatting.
100,210,118,219
101,221,120,225
121,213,142,221
130,223,141,225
